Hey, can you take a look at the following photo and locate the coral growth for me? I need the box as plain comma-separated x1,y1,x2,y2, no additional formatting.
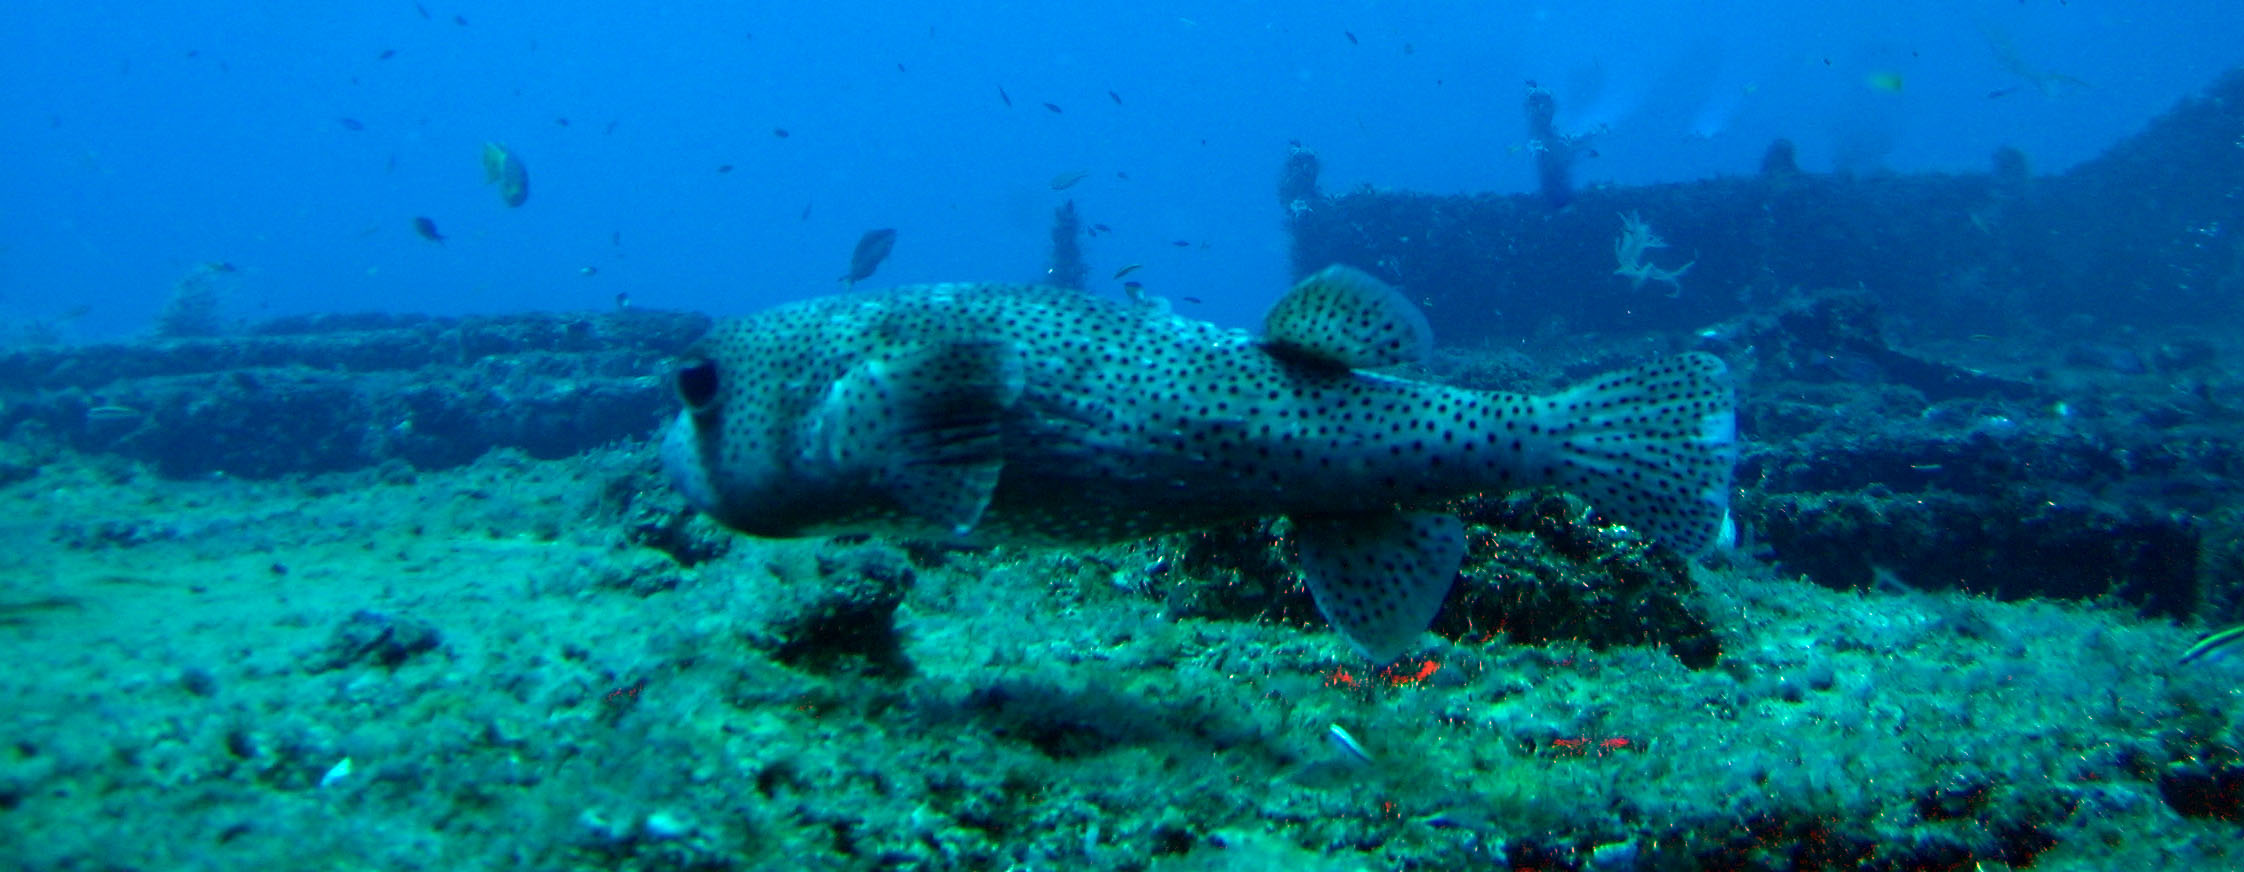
1612,211,1694,296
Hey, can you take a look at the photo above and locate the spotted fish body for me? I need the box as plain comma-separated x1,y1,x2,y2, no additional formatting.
663,266,1736,661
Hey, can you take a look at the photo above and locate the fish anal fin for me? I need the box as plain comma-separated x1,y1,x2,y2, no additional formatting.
1294,512,1465,663
1262,265,1432,370
812,340,1025,535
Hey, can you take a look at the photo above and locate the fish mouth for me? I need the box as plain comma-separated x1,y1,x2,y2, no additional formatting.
659,413,721,518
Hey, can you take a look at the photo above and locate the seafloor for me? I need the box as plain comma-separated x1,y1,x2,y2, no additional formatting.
3,298,2244,870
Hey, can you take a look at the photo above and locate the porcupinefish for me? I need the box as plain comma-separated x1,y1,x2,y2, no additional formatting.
661,265,1736,662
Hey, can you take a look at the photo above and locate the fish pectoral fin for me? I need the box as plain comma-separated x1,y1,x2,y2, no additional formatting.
1261,265,1433,369
817,340,1026,535
1294,511,1464,664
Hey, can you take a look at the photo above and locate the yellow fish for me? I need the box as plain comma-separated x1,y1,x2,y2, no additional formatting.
481,142,529,207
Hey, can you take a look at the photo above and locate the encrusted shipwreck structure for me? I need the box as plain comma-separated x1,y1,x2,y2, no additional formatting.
1288,69,2244,345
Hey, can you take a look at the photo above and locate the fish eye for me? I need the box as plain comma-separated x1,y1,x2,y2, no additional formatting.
676,358,721,412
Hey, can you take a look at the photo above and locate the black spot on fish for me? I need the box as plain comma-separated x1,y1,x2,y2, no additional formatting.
1042,102,1063,114
773,127,790,138
338,118,364,131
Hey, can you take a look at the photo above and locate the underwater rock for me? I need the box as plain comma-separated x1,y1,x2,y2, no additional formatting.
313,610,443,671
741,540,915,676
0,309,709,478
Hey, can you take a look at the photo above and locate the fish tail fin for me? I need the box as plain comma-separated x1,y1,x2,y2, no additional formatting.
1531,352,1736,554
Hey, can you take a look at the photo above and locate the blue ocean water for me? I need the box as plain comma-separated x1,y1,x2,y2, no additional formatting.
8,4,2244,870
1,1,2236,338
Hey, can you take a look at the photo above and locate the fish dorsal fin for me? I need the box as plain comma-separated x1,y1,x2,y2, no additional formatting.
1293,511,1465,663
811,340,1025,535
1262,265,1432,369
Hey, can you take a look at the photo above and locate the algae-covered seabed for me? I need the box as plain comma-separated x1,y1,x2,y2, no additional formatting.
2,441,2241,870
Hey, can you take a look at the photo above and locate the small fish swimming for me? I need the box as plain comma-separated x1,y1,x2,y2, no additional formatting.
661,265,1737,662
998,86,1013,107
411,216,445,244
840,228,897,286
2181,625,2244,664
481,142,529,207
1049,169,1091,190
